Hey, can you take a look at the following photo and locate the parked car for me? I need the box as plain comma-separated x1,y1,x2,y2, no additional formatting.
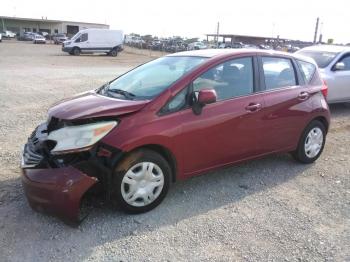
259,44,273,50
297,45,350,103
0,33,2,42
188,42,207,50
18,32,35,41
149,40,162,50
53,33,68,44
21,49,330,224
62,29,123,56
33,34,46,44
2,30,16,38
231,42,245,48
219,42,232,49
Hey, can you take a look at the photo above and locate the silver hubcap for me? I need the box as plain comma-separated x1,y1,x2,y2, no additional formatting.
121,162,164,207
304,127,323,158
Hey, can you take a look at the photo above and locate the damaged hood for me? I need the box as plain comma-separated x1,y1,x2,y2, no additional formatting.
48,91,150,120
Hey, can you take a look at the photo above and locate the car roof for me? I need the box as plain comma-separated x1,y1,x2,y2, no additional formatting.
298,45,350,53
167,48,308,60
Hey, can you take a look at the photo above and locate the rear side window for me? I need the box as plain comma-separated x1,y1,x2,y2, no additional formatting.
262,57,296,90
297,60,316,83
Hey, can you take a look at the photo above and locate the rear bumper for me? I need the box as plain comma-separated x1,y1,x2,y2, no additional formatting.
21,166,98,224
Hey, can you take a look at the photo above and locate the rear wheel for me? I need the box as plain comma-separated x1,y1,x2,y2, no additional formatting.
112,149,171,213
292,120,326,163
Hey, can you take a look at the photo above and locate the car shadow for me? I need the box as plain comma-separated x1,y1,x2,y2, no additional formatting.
329,102,350,117
0,152,314,260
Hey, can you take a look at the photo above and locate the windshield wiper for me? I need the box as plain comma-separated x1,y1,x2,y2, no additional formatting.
107,88,136,100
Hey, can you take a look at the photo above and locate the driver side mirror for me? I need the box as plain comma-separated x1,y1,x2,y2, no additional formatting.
198,89,217,105
192,89,217,115
334,62,345,71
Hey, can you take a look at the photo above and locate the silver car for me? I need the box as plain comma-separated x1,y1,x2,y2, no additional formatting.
297,45,350,104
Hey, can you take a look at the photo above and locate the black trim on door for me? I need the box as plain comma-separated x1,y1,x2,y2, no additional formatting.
252,56,262,92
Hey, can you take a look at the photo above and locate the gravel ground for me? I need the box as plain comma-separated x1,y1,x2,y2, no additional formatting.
0,41,349,262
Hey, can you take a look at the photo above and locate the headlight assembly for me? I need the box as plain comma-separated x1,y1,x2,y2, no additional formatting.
47,121,117,154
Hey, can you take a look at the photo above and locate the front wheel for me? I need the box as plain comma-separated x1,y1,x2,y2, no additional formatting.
72,47,81,56
112,149,171,213
292,120,326,164
109,49,118,57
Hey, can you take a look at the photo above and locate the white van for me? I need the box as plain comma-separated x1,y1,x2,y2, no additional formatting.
62,29,123,56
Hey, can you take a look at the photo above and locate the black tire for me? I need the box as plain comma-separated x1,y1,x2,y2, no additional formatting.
72,47,80,56
292,120,326,164
109,49,118,57
111,149,171,214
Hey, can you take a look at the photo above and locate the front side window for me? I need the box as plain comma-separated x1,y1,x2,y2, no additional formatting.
337,55,350,71
297,60,316,83
104,56,207,100
262,57,296,90
81,33,88,42
193,57,254,101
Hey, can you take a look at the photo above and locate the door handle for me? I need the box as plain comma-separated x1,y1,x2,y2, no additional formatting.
245,103,262,112
298,92,309,100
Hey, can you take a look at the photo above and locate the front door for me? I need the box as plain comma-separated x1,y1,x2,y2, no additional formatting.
328,53,350,102
177,56,266,176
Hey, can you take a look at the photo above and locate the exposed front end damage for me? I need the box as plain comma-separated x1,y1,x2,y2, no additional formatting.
22,166,98,224
21,121,122,224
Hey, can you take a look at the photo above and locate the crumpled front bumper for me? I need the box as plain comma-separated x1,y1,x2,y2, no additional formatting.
21,166,98,224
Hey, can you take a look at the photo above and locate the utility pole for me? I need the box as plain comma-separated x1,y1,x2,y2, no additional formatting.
318,22,324,43
313,17,319,44
216,22,220,47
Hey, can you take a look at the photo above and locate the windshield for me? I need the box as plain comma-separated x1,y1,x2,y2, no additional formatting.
71,33,80,41
297,51,338,68
104,56,207,100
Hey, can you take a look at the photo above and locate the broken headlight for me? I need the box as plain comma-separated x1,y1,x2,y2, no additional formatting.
47,121,117,155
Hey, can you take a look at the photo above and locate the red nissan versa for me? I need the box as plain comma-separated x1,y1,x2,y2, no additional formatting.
21,49,330,224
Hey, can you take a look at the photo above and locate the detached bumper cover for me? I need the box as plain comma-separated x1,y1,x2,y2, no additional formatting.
21,166,98,223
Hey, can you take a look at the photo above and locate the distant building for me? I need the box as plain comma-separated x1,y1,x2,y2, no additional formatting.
0,16,109,36
206,33,312,48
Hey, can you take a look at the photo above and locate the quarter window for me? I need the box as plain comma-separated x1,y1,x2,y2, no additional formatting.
193,57,254,101
297,60,316,83
161,87,189,114
262,57,296,90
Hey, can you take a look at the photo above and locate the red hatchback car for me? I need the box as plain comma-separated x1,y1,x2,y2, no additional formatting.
21,49,330,224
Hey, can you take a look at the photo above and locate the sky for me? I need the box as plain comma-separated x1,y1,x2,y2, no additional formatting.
2,0,349,43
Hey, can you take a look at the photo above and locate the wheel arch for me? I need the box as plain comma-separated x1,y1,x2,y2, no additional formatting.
312,116,329,133
124,144,177,183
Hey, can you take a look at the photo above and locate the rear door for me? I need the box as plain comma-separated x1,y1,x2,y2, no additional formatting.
258,55,313,153
176,55,266,176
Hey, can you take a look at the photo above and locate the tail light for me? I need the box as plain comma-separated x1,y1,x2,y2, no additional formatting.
321,80,328,99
